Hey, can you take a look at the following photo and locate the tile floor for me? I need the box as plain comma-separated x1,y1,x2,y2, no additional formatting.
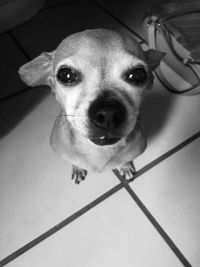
0,0,200,266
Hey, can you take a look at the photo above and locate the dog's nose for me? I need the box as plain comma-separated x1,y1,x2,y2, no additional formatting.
88,97,127,130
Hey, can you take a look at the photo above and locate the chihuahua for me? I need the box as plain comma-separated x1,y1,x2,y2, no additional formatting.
19,29,164,184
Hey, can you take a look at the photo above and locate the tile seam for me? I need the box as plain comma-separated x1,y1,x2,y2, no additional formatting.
0,183,123,266
7,31,31,60
114,169,192,267
112,131,200,267
1,1,199,261
1,132,199,265
90,0,148,44
3,0,146,102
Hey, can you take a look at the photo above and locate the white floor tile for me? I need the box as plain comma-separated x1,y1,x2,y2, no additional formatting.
0,94,118,259
7,190,182,267
1,0,199,265
134,78,200,170
93,0,200,171
132,138,200,266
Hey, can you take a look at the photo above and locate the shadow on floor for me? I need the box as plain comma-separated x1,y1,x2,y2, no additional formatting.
0,87,49,139
140,86,175,141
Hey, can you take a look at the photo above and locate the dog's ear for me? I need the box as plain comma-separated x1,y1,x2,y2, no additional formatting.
18,51,55,87
145,49,165,71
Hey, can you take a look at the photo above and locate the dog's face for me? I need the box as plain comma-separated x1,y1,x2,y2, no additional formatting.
19,29,164,146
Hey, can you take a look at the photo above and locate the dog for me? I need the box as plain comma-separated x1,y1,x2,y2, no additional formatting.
19,29,164,184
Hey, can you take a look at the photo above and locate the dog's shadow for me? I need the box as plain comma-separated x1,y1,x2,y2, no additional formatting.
140,87,175,141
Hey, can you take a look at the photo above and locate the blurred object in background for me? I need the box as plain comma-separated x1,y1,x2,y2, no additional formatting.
143,0,200,95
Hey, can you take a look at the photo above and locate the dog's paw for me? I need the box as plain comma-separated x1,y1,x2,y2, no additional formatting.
118,161,136,181
72,165,88,184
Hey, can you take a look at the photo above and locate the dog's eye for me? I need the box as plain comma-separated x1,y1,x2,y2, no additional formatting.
124,67,147,85
56,67,81,85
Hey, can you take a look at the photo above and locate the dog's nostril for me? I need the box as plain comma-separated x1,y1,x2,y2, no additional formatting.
95,110,115,129
96,112,106,125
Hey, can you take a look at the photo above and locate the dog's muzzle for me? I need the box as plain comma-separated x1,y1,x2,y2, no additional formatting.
88,94,127,146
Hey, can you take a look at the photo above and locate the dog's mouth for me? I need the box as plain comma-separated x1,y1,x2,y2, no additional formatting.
89,135,121,146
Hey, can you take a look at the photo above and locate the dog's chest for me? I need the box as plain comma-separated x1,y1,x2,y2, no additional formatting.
70,137,126,171
50,118,115,170
51,115,145,172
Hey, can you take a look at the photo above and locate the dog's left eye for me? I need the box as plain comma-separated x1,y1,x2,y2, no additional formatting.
124,67,147,85
56,67,81,85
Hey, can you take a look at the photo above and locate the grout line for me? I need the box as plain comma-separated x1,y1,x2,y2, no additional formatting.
90,0,148,45
3,2,200,261
113,169,192,267
0,86,47,103
133,131,200,181
112,131,200,266
112,131,200,267
0,183,123,266
4,31,48,103
7,0,80,62
3,0,148,104
7,32,31,61
1,132,199,265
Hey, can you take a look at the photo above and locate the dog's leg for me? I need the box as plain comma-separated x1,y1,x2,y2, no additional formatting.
72,165,88,184
118,161,136,181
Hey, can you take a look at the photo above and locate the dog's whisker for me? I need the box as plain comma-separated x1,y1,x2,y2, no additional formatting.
17,28,163,183
58,114,86,118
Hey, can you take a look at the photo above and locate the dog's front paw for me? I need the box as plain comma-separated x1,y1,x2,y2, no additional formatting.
118,161,136,181
72,165,88,184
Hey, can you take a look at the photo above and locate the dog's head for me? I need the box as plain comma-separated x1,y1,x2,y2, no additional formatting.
19,29,164,146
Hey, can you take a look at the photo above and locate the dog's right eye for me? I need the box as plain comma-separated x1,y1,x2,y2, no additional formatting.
56,67,81,85
123,67,147,85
